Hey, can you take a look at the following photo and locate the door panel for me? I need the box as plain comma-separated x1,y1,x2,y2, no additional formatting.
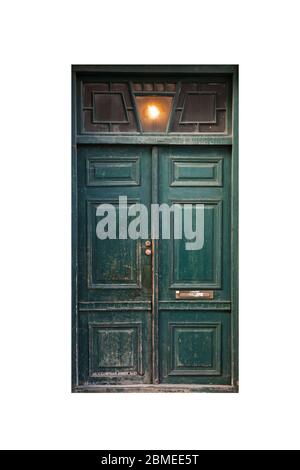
86,200,142,289
79,311,151,385
159,311,231,384
170,200,222,288
169,155,223,187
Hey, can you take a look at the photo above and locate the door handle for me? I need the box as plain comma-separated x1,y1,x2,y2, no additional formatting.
144,241,152,255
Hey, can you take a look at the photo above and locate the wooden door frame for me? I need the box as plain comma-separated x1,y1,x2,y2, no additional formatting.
72,65,238,393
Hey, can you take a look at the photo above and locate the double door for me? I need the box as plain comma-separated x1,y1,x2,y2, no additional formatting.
77,144,232,387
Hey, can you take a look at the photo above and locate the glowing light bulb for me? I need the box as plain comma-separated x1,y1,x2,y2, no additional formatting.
147,105,160,119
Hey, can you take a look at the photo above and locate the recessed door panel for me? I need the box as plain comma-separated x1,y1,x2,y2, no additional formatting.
79,311,151,385
159,311,231,385
86,200,142,289
170,200,222,289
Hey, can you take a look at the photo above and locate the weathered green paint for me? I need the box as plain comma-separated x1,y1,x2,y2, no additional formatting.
72,65,238,393
77,145,152,385
158,146,231,385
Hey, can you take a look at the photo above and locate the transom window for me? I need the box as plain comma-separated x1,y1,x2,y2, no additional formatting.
81,78,230,134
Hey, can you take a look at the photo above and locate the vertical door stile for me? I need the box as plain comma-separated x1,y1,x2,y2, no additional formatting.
231,68,239,388
72,69,79,389
151,146,159,383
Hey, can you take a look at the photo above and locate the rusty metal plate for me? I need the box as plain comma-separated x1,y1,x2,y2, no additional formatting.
175,290,214,300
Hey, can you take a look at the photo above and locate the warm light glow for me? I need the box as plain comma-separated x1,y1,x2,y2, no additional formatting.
147,105,160,119
136,96,173,132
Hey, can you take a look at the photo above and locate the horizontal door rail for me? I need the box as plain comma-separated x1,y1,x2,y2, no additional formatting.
76,135,232,146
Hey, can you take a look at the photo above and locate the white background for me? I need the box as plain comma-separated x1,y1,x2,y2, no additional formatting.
0,0,300,450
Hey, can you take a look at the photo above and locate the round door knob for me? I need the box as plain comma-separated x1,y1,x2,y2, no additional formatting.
145,248,152,256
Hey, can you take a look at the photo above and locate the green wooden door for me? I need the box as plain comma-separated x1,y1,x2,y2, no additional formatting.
72,66,238,392
158,146,231,385
77,145,152,385
77,144,231,387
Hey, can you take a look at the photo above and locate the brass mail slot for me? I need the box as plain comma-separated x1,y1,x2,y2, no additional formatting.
176,290,214,300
